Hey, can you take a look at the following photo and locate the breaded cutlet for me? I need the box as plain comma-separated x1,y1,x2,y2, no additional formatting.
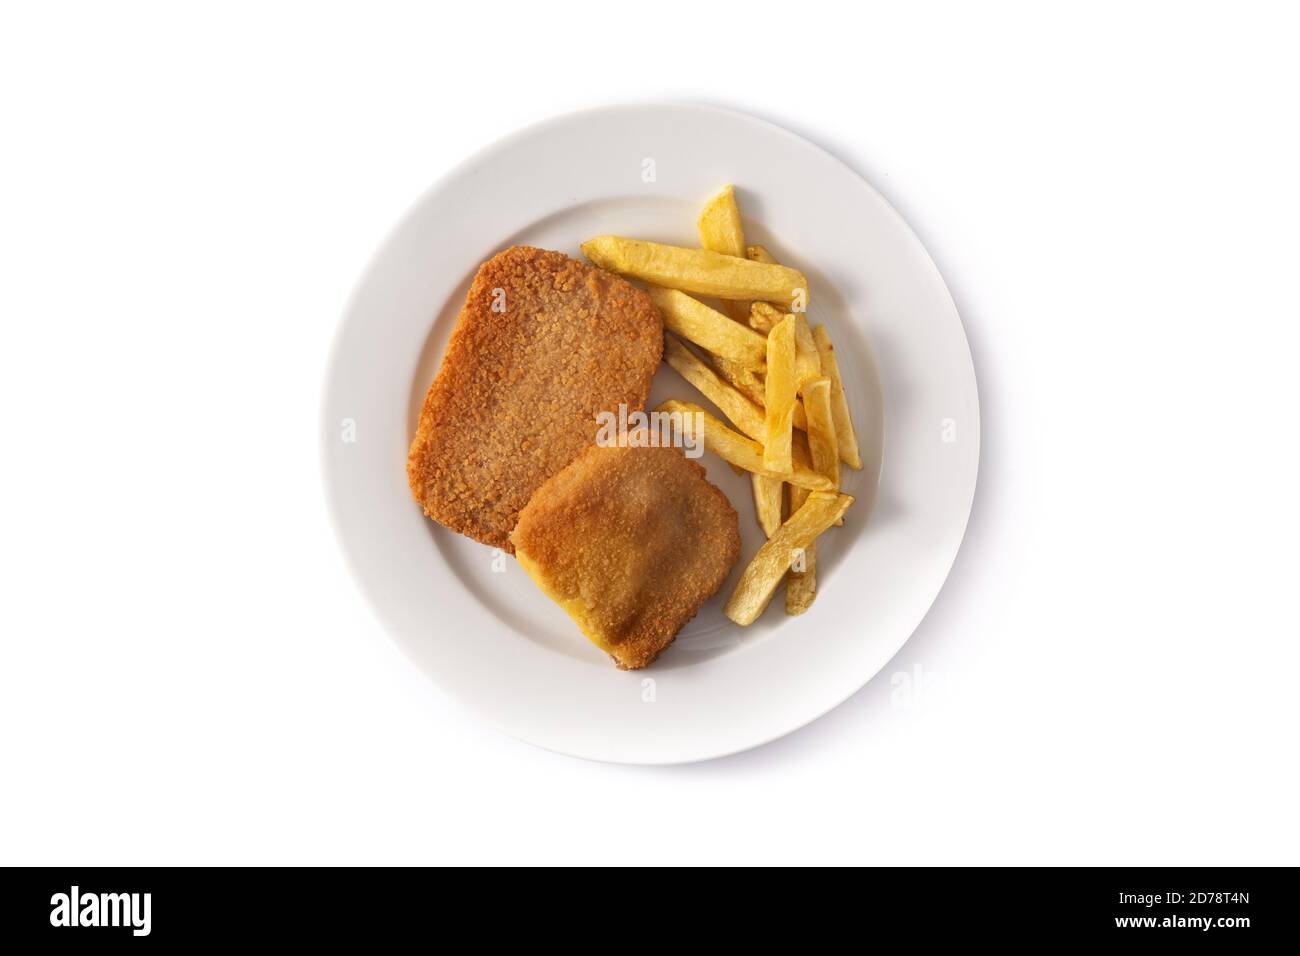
407,245,662,551
510,442,741,669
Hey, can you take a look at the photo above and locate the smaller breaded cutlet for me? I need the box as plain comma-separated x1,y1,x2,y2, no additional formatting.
511,442,741,669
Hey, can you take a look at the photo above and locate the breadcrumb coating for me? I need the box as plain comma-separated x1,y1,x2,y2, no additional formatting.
511,443,740,669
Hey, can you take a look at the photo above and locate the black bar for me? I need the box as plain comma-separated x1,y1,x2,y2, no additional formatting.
0,867,1289,944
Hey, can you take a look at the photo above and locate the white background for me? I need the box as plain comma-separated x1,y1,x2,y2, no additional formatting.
2,1,1297,865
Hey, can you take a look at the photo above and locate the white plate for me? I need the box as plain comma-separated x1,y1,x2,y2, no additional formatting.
321,104,979,764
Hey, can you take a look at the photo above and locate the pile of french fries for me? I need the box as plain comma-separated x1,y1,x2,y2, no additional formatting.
582,185,862,626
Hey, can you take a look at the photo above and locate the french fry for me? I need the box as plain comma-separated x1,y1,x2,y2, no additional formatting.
645,287,768,366
785,485,817,614
582,236,808,307
811,324,863,470
752,474,784,537
725,492,854,625
744,247,811,426
655,400,833,491
802,378,840,487
697,185,746,257
793,314,821,391
763,315,797,475
749,301,784,335
697,185,752,323
806,372,845,539
752,308,817,393
663,334,765,440
786,382,841,610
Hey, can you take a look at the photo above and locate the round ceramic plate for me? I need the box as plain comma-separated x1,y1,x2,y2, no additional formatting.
322,104,978,764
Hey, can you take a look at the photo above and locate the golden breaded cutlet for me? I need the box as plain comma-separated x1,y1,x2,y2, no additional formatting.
511,442,741,669
407,246,662,551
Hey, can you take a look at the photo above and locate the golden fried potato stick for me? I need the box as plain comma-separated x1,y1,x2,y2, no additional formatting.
582,236,808,307
663,334,766,440
811,324,863,470
786,378,842,613
745,242,815,418
655,400,833,490
793,314,821,391
749,301,784,335
697,185,746,257
646,287,768,366
752,474,785,537
725,492,854,625
803,375,843,528
802,378,841,487
752,306,816,391
763,315,797,476
697,185,752,322
785,485,816,613
736,270,795,538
